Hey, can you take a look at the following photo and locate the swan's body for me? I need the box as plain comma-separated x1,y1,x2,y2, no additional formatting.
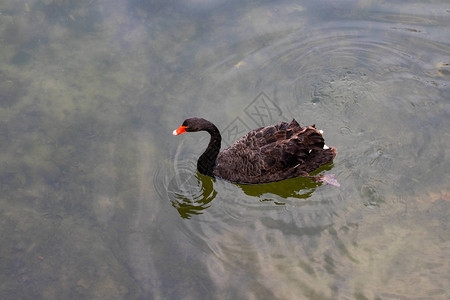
173,117,337,185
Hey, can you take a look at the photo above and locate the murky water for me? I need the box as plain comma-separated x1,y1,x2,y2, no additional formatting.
1,0,449,299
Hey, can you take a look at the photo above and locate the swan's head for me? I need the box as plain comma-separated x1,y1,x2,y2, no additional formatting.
173,118,212,135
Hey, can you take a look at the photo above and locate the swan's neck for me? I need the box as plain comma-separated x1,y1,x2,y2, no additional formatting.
197,124,221,176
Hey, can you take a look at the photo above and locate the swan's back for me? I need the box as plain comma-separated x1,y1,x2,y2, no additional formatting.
213,119,336,184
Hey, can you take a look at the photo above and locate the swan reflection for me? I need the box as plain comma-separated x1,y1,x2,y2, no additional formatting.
162,160,334,219
166,162,217,219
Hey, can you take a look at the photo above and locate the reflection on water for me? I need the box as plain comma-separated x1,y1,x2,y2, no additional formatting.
154,156,335,219
154,158,217,219
1,0,449,299
167,171,216,219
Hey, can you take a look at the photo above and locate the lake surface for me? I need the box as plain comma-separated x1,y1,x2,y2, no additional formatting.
1,0,449,299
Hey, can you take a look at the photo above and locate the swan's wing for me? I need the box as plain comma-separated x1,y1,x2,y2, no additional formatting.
224,119,303,150
215,125,335,184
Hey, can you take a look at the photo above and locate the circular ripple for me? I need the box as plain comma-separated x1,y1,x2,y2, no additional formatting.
154,157,217,219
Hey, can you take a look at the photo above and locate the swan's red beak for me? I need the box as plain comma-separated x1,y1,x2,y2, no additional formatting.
173,125,187,136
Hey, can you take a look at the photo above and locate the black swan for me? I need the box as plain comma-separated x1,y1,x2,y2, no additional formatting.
173,117,338,186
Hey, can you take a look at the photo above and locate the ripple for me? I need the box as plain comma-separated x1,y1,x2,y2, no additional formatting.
154,153,334,222
208,21,449,115
157,5,450,298
154,158,217,219
154,155,340,266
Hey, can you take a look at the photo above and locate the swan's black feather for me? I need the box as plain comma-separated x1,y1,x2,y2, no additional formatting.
176,118,337,184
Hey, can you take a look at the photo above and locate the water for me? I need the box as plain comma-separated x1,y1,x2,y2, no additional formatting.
1,0,449,299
